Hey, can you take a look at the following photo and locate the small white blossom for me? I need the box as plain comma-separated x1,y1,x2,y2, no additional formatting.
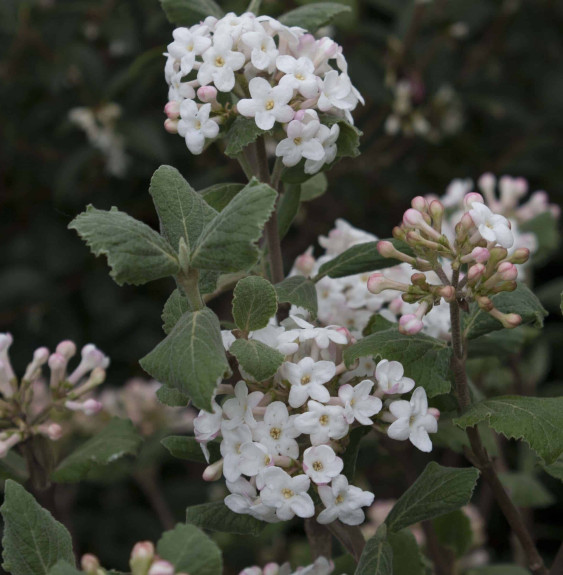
194,399,223,462
237,77,294,130
239,442,274,477
225,476,258,514
302,445,343,484
282,357,335,408
254,401,300,458
277,55,319,98
222,380,264,429
318,71,356,112
338,380,382,425
259,467,315,520
177,101,220,154
275,116,324,167
317,474,374,525
375,359,415,395
220,422,253,482
167,26,212,75
387,387,437,452
304,123,339,174
198,34,246,92
294,400,348,445
469,202,514,248
242,30,279,72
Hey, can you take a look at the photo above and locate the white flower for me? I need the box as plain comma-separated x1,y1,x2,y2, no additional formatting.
375,359,415,395
275,117,324,167
220,422,253,482
282,357,335,408
387,387,438,452
214,12,257,42
194,400,222,462
242,30,279,71
259,467,314,520
469,202,514,248
237,77,294,130
277,316,348,353
302,445,343,484
293,400,348,445
317,475,374,525
167,26,212,75
318,71,356,112
225,476,258,514
338,380,382,425
254,401,300,458
222,380,264,429
239,442,273,477
277,55,319,98
167,71,196,102
177,101,220,154
198,34,246,92
304,123,339,175
298,557,334,575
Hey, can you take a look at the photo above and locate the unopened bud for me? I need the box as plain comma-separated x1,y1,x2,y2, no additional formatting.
130,541,155,575
164,118,179,134
56,340,76,359
0,433,22,458
197,85,218,103
497,261,518,281
410,273,428,287
437,286,456,301
295,251,315,275
463,192,484,210
164,101,180,119
428,407,440,421
81,554,102,574
461,247,490,264
37,423,63,441
203,458,224,481
459,212,475,232
488,308,522,329
148,560,175,575
509,248,530,265
476,296,493,312
398,314,424,335
429,200,444,230
467,263,485,282
65,399,103,416
48,353,67,388
411,196,428,212
367,273,408,294
392,226,407,241
23,347,50,382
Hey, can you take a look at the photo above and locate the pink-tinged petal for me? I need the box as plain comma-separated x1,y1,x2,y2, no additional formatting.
387,418,411,441
409,427,432,452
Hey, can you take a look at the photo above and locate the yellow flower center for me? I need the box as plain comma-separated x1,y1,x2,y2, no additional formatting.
215,56,225,67
301,375,311,385
265,100,275,111
264,455,271,465
295,73,305,81
282,488,294,499
293,137,302,145
270,427,282,440
319,414,329,426
312,461,324,471
335,494,344,504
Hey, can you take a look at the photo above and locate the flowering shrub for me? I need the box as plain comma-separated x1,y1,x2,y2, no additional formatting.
1,2,562,575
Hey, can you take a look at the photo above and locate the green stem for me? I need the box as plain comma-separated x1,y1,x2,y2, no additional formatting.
246,0,262,15
178,270,204,311
448,276,547,575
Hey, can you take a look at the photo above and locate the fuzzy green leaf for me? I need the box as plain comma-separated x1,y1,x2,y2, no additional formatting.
388,530,425,575
432,510,473,557
232,276,278,332
355,525,393,575
149,165,217,251
224,117,271,158
343,328,452,397
454,396,563,464
191,179,277,273
162,288,190,334
230,339,284,382
157,523,223,575
140,308,229,411
186,501,266,536
1,480,75,575
68,205,179,285
159,0,223,26
463,283,547,340
300,172,328,202
275,276,318,318
161,436,220,464
47,562,82,575
277,184,301,239
280,2,351,30
156,385,190,407
52,418,143,483
315,239,411,281
200,183,245,212
385,463,480,532
499,472,554,508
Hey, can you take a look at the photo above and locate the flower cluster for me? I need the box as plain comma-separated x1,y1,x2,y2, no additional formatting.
163,12,362,172
0,334,107,458
81,541,187,575
68,103,128,177
368,189,531,334
240,557,333,575
193,315,438,526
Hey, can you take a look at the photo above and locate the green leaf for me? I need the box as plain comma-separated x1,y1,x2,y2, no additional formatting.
355,525,393,575
463,283,547,340
498,472,554,508
519,212,559,265
385,462,480,532
362,314,395,336
277,184,301,239
230,339,284,382
149,165,217,251
343,328,452,397
342,427,371,482
47,561,82,575
140,308,229,411
280,2,352,30
161,436,220,464
468,327,528,357
156,385,190,407
300,172,328,202
200,183,245,212
224,117,271,158
68,206,179,286
232,276,278,332
51,418,143,483
432,510,473,557
275,276,318,318
186,501,266,536
315,239,411,281
159,0,223,26
191,179,277,273
335,120,362,159
157,523,222,575
387,530,425,575
542,455,563,482
162,288,190,334
1,480,75,575
454,396,563,464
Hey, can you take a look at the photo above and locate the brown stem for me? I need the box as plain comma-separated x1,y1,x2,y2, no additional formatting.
448,275,547,575
325,521,365,563
305,518,333,559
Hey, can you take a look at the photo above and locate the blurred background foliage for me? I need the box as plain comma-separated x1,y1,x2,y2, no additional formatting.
1,0,563,572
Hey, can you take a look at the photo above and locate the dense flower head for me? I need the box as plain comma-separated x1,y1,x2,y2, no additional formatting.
163,12,362,172
0,334,108,459
193,314,437,527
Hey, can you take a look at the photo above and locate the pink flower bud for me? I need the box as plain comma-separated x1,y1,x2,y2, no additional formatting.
497,261,518,281
203,458,224,481
335,327,352,343
459,212,475,231
367,273,386,294
399,314,424,335
56,340,76,359
411,196,428,212
263,563,282,575
65,399,103,416
513,177,528,196
130,541,155,575
164,101,180,119
471,247,490,263
148,561,175,575
437,286,456,301
467,263,485,282
510,248,530,265
38,423,63,441
428,407,440,421
463,192,484,210
164,118,179,134
478,172,496,194
295,251,315,275
197,85,218,103
48,353,67,388
377,240,396,258
81,554,101,574
403,208,425,228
